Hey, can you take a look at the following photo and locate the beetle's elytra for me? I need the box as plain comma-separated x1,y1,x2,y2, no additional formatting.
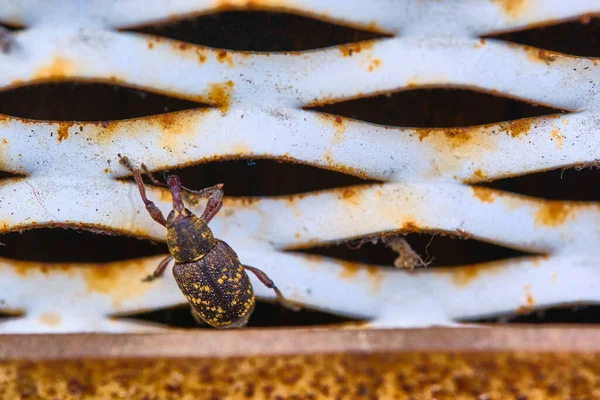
119,155,297,328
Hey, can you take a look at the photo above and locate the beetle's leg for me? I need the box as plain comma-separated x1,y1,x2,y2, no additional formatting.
119,156,167,226
242,265,300,311
143,255,173,282
199,186,223,223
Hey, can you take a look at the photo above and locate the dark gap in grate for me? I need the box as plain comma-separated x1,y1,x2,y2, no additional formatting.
0,171,22,180
481,166,600,201
128,11,388,51
0,83,204,121
119,301,359,328
294,233,534,268
0,229,168,263
306,89,562,128
139,159,377,197
486,17,600,57
466,303,600,324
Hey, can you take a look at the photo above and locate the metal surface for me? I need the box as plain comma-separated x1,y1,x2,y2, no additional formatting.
0,328,599,399
0,1,599,332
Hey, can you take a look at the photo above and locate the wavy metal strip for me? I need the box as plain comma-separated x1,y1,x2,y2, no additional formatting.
1,31,598,110
0,108,597,183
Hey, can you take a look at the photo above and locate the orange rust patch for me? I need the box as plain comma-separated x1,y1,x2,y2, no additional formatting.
401,220,419,232
154,112,188,136
317,114,346,145
216,50,234,67
197,49,207,63
526,293,535,307
1,139,6,145
504,119,531,138
491,0,529,18
416,129,430,142
340,187,360,206
147,41,154,49
33,56,77,80
57,124,69,142
339,261,361,279
471,187,495,203
529,49,558,65
207,81,235,113
472,169,487,181
443,128,472,147
38,312,61,327
368,58,381,72
415,127,473,148
442,262,505,287
551,128,563,150
83,260,152,307
339,41,373,57
534,203,572,227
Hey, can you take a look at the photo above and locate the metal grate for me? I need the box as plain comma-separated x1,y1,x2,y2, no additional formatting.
0,1,599,332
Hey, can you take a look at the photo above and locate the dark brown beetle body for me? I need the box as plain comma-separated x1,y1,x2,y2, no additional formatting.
174,241,255,327
119,155,295,328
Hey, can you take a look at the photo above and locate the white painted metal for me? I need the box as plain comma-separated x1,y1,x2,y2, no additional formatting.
0,0,598,332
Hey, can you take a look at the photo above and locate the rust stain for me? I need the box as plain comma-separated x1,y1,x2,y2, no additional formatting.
33,56,77,80
491,0,529,18
317,113,346,145
401,220,419,232
534,203,572,227
1,139,6,145
552,272,557,282
473,38,487,49
526,292,535,307
416,129,430,142
2,352,600,398
339,261,361,279
529,48,559,65
338,41,374,57
216,49,234,67
83,260,153,307
416,127,473,148
443,128,472,147
471,186,495,203
472,169,487,181
147,41,154,49
197,49,207,63
340,187,360,206
440,262,505,287
551,128,563,150
153,112,191,136
207,81,235,113
57,124,69,142
38,312,61,327
368,58,381,72
503,118,531,138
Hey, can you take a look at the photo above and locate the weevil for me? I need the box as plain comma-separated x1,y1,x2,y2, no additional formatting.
119,155,297,328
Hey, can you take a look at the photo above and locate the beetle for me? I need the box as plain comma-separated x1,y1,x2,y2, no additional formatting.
118,155,297,328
